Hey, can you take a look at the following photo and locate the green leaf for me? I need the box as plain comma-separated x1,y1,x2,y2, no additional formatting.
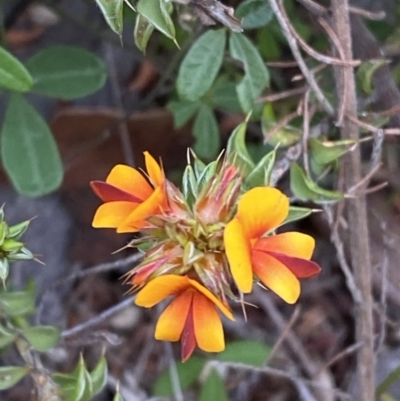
376,366,400,397
134,14,155,53
1,94,63,197
218,340,271,366
8,220,30,240
177,29,226,102
2,239,23,253
226,120,255,173
137,0,175,40
0,289,35,316
0,366,29,390
168,100,200,128
89,355,108,398
357,59,390,95
210,80,242,112
198,369,228,401
0,323,16,348
235,0,273,30
193,105,220,160
22,326,60,352
95,0,124,35
153,356,205,396
309,138,353,166
26,46,107,100
290,163,344,203
283,206,316,225
245,149,276,188
0,47,33,92
229,33,269,113
0,222,6,246
113,391,124,401
65,357,87,401
182,164,198,204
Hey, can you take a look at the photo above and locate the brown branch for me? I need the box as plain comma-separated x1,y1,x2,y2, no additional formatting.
331,2,375,400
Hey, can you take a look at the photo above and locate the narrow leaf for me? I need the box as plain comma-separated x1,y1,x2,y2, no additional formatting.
226,121,254,173
283,206,316,225
95,0,124,35
22,326,60,352
198,369,228,401
134,14,155,53
0,47,33,92
177,29,226,101
193,105,220,160
309,138,353,166
0,366,28,390
229,33,269,112
290,163,343,203
26,46,107,100
137,0,175,40
89,355,108,397
1,94,63,197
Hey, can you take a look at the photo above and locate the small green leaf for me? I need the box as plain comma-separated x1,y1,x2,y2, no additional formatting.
283,206,316,225
0,323,16,348
198,369,228,401
193,105,220,160
1,94,63,197
177,29,226,101
210,79,242,112
376,366,400,397
309,138,353,166
2,239,23,253
26,46,107,100
89,355,108,398
65,357,87,401
8,220,30,240
8,247,34,261
229,33,269,113
134,14,155,52
218,341,271,366
245,149,276,188
0,366,29,390
182,164,198,204
22,326,60,352
95,0,124,35
0,289,35,316
290,163,343,203
168,100,200,128
226,120,255,173
153,356,206,396
235,0,273,29
357,59,390,95
113,390,124,401
0,222,7,245
137,0,175,40
0,47,33,92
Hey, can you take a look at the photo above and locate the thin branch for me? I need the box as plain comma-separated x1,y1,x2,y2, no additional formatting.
258,86,306,103
269,0,335,115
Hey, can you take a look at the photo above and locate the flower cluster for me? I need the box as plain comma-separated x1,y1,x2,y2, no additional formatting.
91,152,321,361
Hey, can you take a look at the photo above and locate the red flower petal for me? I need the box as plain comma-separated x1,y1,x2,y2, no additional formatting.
90,181,143,203
181,299,197,362
266,251,321,278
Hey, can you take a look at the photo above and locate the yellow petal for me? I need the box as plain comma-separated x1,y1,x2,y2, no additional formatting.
224,218,253,293
236,187,289,239
117,186,165,233
106,164,153,200
135,275,189,307
254,232,315,260
92,201,136,228
155,291,193,342
192,292,225,352
252,250,300,304
189,278,234,320
144,151,163,187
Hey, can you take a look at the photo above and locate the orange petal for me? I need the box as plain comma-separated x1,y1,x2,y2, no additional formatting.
254,232,315,260
106,164,153,200
144,151,163,187
236,187,289,239
252,250,300,304
92,201,136,228
90,181,142,203
135,275,189,307
192,292,225,352
117,186,165,233
267,252,321,278
155,290,193,342
189,278,234,320
224,217,253,293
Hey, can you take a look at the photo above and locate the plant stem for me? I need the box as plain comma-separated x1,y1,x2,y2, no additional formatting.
330,1,375,399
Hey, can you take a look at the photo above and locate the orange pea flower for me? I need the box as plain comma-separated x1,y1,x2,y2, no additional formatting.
91,152,165,233
135,275,234,361
224,187,321,303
